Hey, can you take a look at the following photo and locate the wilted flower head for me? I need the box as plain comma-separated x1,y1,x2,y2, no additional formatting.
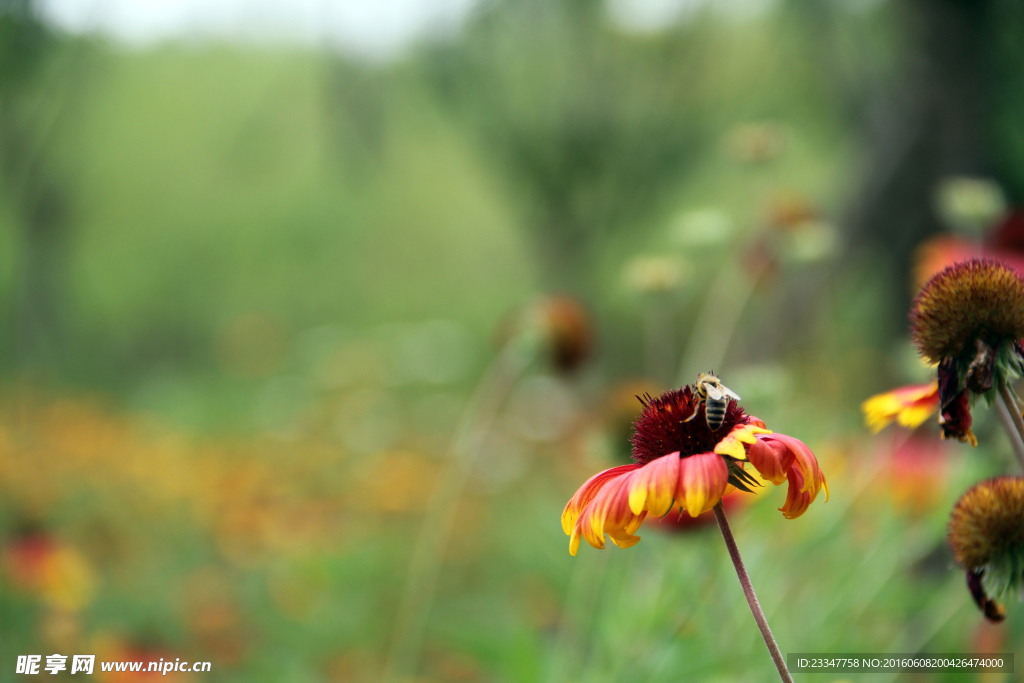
498,296,593,373
535,296,592,372
561,379,827,555
948,477,1024,622
909,259,1024,443
910,259,1024,367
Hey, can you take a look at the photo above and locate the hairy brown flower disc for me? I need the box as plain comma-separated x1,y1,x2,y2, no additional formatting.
948,476,1024,570
910,259,1024,363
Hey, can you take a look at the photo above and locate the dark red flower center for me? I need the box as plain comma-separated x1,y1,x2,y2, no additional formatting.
630,386,747,465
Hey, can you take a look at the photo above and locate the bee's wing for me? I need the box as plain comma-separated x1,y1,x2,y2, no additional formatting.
704,383,726,401
722,386,741,401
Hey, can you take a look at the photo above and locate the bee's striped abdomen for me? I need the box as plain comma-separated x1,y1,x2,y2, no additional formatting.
705,397,726,430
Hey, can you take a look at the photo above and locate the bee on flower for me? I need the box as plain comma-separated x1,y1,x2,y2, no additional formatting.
562,378,828,555
600,379,754,534
561,375,826,681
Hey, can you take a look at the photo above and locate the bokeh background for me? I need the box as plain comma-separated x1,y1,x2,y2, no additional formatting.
1,0,1023,680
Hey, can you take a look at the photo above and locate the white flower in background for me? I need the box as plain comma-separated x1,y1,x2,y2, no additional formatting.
935,176,1007,235
623,254,690,295
670,209,734,249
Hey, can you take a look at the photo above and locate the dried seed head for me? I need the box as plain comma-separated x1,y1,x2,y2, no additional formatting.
536,296,592,373
949,477,1024,608
910,259,1024,365
498,296,593,373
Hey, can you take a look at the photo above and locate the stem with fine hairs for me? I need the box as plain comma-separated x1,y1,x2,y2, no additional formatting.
996,377,1024,471
713,502,794,683
383,339,534,683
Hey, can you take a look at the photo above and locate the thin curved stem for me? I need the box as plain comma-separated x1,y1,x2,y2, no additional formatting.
383,340,534,683
713,502,794,683
996,378,1024,471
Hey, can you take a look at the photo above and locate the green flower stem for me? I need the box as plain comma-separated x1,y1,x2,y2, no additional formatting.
996,378,1024,471
713,502,794,683
383,339,535,683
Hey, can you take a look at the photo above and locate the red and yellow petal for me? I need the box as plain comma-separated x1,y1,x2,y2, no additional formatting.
770,433,826,499
627,451,680,517
561,464,640,535
573,471,646,555
861,381,940,434
749,433,828,518
714,422,772,460
676,452,729,517
747,436,792,485
780,464,813,519
779,452,828,519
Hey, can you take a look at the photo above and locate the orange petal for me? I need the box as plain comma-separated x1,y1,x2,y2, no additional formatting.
627,452,680,517
714,422,772,460
776,451,828,520
780,464,814,519
861,381,940,434
747,436,792,485
573,471,644,555
676,452,729,517
745,415,768,429
767,433,824,497
561,464,639,535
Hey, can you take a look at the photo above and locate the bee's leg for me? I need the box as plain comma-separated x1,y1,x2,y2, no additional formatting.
682,404,700,422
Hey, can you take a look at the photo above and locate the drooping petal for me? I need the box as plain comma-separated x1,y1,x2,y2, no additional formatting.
627,451,680,517
770,433,826,499
714,422,772,460
779,463,812,520
676,452,729,517
861,381,940,433
573,471,646,555
939,387,978,447
747,436,792,485
561,464,640,535
780,459,828,519
750,433,828,518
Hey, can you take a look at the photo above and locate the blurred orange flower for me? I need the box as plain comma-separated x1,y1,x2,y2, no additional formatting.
2,532,96,612
861,381,939,434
